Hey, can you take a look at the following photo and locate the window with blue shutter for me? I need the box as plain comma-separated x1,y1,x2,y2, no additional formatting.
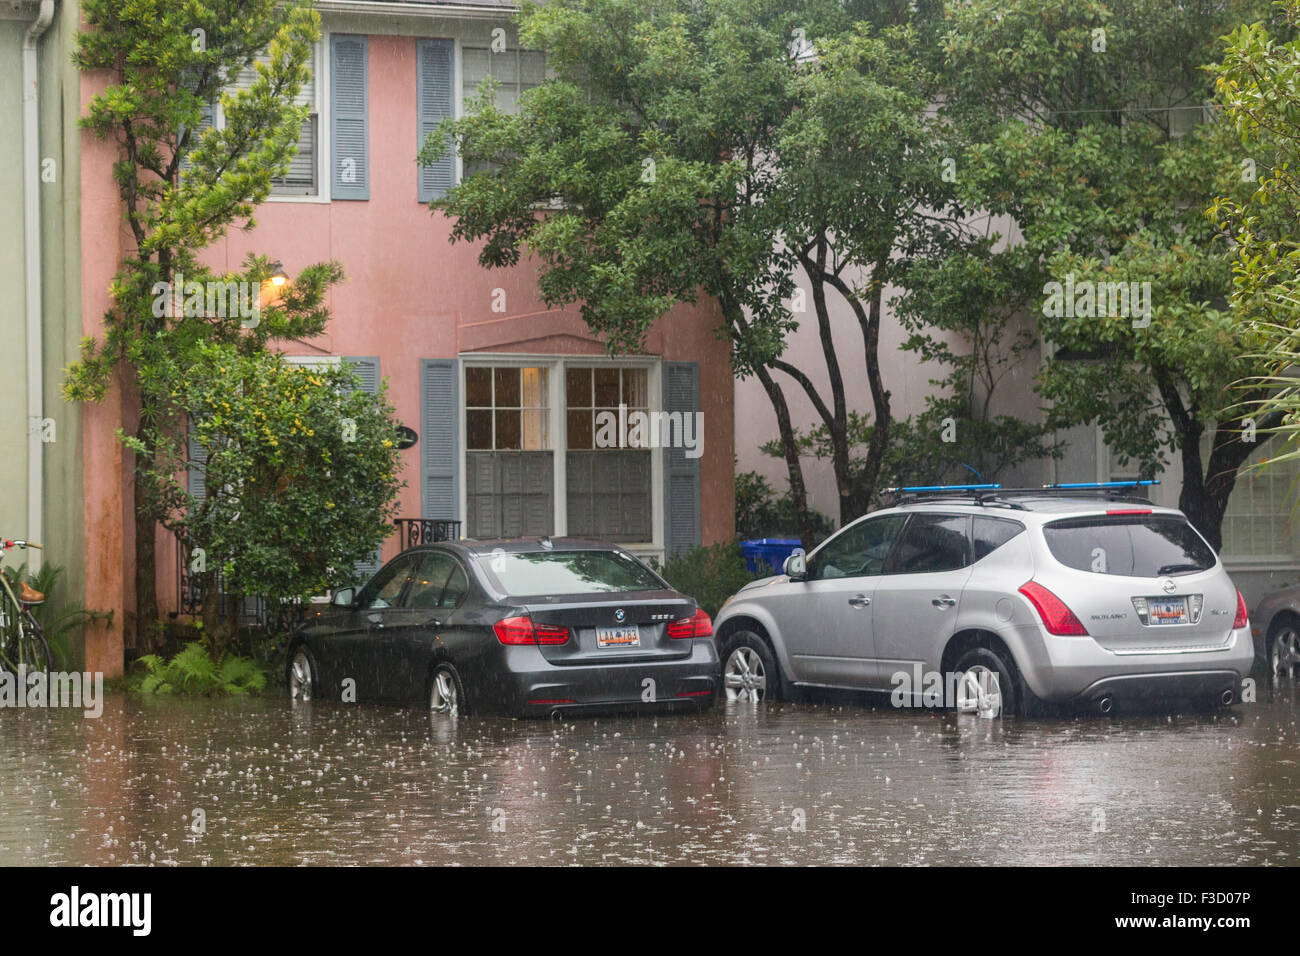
421,359,460,522
187,421,208,503
417,38,455,202
346,356,383,581
330,35,369,200
663,362,702,557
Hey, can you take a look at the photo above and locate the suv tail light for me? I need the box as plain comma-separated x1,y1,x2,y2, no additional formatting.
494,616,571,646
1232,590,1248,630
1019,581,1089,636
667,608,713,639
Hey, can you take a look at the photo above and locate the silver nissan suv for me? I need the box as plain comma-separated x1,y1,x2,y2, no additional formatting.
713,482,1255,716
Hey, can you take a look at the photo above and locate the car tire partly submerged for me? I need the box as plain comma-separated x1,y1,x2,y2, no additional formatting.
287,645,317,702
719,630,778,703
428,662,466,716
1269,616,1300,680
952,645,1019,718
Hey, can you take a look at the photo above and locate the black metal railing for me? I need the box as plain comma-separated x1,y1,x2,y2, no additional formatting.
175,538,306,633
393,518,463,551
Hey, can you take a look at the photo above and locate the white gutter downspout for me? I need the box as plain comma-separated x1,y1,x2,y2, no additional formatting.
23,0,56,567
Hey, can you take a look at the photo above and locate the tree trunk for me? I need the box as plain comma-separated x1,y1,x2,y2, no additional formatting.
752,363,817,550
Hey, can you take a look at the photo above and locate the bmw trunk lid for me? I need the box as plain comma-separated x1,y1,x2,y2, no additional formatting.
522,592,699,664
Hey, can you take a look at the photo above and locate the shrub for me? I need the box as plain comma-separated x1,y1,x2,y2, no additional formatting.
131,640,267,696
735,470,835,542
652,542,762,617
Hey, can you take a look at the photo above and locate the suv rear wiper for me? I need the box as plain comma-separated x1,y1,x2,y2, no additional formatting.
1157,563,1202,575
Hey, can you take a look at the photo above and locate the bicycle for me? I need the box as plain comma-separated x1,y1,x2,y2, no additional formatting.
0,539,52,677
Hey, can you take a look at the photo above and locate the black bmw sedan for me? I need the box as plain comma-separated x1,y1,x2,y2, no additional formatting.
285,538,718,716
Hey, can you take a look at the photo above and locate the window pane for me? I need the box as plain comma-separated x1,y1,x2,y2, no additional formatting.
466,410,492,450
521,366,548,407
594,368,620,406
973,517,1025,561
1042,516,1216,576
466,367,492,406
883,515,971,574
495,409,522,450
522,409,549,450
475,550,664,597
566,367,591,408
494,367,521,407
622,368,648,408
567,409,592,450
811,514,907,579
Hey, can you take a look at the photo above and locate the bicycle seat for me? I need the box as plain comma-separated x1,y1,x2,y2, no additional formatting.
18,581,44,605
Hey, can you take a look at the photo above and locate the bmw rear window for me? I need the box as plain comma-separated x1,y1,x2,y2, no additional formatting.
474,550,667,596
1041,515,1216,577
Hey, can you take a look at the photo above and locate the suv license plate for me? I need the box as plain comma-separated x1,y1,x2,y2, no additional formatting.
1147,597,1189,625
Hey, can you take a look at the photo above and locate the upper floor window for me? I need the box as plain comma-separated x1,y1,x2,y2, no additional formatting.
222,45,322,197
462,47,546,114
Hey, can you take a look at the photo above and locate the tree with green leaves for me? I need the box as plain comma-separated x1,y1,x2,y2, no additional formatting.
1214,0,1300,468
943,0,1282,549
132,346,403,649
67,0,385,648
422,0,996,542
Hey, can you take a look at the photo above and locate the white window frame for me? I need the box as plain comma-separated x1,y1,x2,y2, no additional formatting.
217,38,331,204
458,354,664,558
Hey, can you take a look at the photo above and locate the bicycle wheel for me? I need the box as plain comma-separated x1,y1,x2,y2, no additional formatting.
0,611,51,676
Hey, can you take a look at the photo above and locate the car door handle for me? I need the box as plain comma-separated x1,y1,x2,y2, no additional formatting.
931,596,956,609
366,612,384,628
848,594,871,609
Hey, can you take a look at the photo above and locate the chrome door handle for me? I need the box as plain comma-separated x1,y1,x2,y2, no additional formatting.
848,594,871,609
931,596,956,609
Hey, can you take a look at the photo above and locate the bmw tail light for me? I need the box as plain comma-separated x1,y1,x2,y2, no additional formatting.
667,608,713,639
494,616,571,646
1019,581,1089,636
1232,590,1248,630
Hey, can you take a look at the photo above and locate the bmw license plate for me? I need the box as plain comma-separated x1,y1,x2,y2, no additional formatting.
1147,597,1189,625
596,625,641,648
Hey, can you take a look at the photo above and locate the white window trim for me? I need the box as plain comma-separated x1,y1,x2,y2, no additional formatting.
458,354,664,554
217,38,331,204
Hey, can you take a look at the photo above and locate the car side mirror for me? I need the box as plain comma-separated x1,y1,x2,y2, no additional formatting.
783,550,807,581
332,587,356,607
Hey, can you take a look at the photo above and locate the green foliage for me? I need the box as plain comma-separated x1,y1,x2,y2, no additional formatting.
1214,0,1300,469
735,471,835,541
150,346,405,602
651,543,762,617
940,0,1283,545
132,641,267,696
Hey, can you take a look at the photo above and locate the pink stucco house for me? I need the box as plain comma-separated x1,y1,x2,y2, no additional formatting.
78,0,735,676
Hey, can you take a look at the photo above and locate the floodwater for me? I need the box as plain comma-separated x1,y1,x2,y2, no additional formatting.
2,681,1299,865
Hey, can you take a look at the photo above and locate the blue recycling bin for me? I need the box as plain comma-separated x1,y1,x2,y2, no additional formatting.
739,538,802,576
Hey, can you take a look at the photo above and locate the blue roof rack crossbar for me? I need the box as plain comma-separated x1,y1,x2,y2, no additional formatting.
1041,480,1159,490
882,483,1002,494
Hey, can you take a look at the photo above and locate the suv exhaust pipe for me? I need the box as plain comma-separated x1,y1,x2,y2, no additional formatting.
1097,696,1114,715
1220,688,1235,706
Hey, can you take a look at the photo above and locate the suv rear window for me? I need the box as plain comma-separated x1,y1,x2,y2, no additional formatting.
474,549,666,596
1041,515,1216,577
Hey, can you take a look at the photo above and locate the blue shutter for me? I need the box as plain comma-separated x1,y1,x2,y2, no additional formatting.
347,356,383,580
421,359,460,522
417,38,455,202
331,35,369,200
187,421,208,503
663,362,701,557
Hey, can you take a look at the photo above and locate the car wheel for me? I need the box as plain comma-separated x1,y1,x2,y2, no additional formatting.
428,663,466,716
719,630,778,703
1269,618,1300,679
287,646,317,702
952,646,1018,718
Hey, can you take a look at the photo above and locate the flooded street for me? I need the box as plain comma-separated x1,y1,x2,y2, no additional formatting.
3,683,1299,866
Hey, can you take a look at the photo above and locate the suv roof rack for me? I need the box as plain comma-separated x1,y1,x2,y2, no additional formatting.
879,479,1160,509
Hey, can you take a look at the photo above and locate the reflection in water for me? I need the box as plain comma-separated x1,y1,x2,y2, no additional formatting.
1,684,1297,865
